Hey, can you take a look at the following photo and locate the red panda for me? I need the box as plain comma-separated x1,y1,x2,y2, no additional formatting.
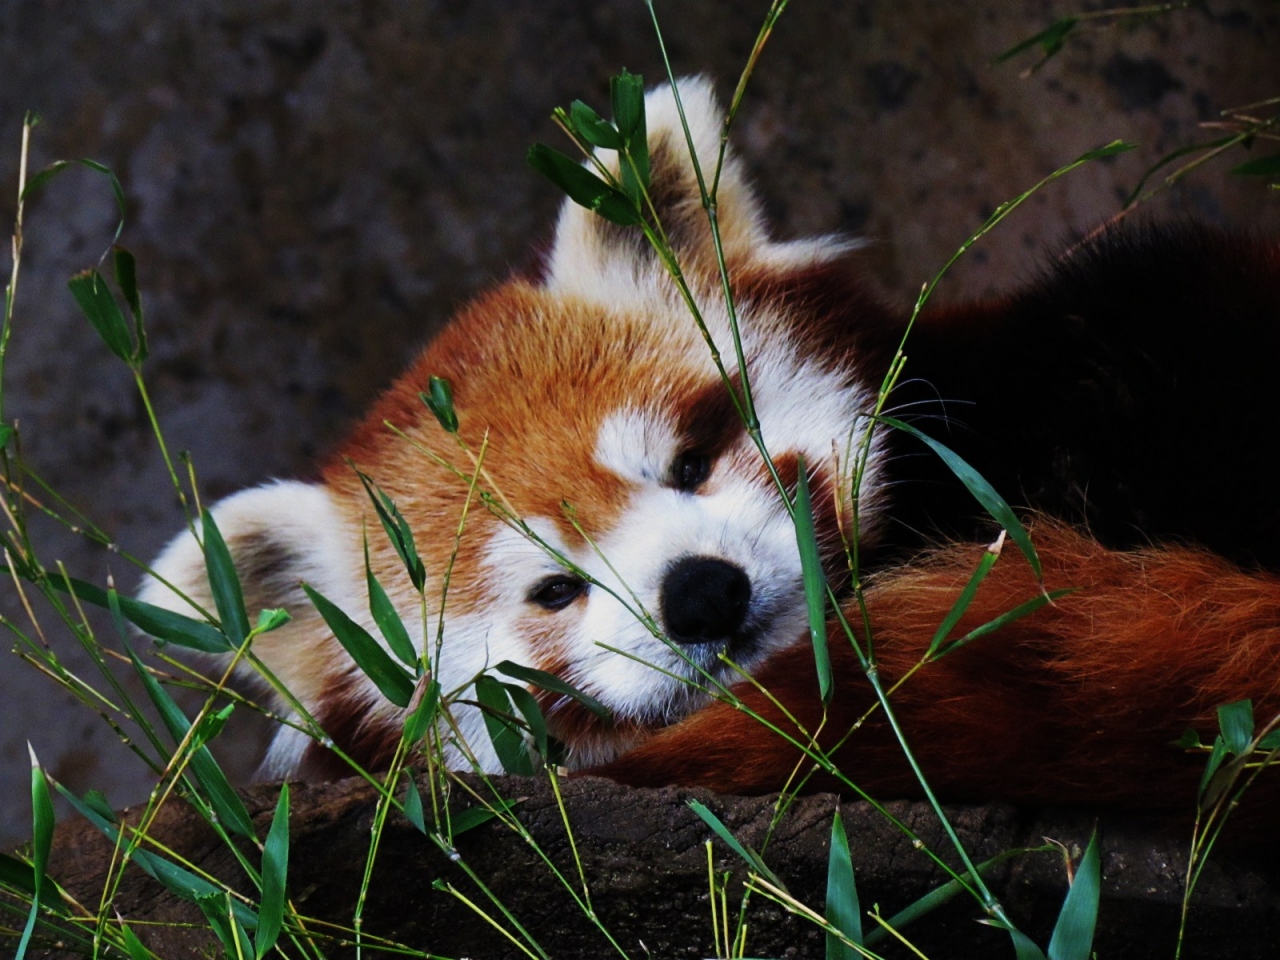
142,78,1280,816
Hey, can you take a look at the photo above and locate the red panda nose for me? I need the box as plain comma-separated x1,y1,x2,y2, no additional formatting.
660,556,753,646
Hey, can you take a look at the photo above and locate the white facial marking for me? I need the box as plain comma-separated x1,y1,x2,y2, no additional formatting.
594,409,680,484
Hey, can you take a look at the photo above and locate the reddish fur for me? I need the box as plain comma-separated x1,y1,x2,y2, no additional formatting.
593,523,1280,817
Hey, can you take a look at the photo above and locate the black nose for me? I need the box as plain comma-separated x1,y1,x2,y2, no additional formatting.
660,556,752,646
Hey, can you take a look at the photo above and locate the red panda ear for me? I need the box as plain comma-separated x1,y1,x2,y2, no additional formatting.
542,77,855,304
138,481,362,705
543,76,857,303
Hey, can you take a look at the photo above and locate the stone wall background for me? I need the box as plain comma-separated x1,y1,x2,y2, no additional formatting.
0,0,1277,847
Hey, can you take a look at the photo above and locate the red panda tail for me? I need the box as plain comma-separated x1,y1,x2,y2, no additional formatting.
593,523,1280,820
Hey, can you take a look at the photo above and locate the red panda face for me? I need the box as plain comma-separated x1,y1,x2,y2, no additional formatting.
142,78,889,775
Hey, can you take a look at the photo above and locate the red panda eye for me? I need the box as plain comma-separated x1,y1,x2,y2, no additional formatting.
528,575,587,611
670,452,712,492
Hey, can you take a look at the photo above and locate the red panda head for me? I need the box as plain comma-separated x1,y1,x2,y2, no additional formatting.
142,78,892,776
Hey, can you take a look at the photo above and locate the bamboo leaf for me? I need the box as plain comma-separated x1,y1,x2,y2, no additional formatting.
611,69,645,139
527,143,641,226
1123,135,1238,207
1218,699,1254,755
356,471,426,591
201,510,250,648
255,783,289,959
303,583,415,708
365,535,417,667
121,632,256,840
1197,735,1229,801
569,100,623,150
15,747,55,960
402,770,426,834
992,17,1078,66
473,675,534,775
197,892,254,959
927,538,1001,658
935,589,1073,658
20,156,127,248
119,923,157,960
403,678,441,742
1232,153,1280,178
451,799,519,836
793,456,832,703
68,270,135,362
1047,830,1100,960
420,375,459,433
53,573,231,652
503,681,549,760
866,845,1047,946
495,659,611,719
825,812,862,958
54,783,259,929
879,416,1041,579
112,245,147,362
611,70,649,200
687,799,787,892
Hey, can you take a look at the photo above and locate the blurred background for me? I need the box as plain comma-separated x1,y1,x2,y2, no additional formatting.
1,0,1277,847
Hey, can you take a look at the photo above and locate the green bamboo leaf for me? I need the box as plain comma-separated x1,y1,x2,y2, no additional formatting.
451,799,519,836
255,783,289,959
197,891,254,959
112,246,147,363
992,17,1078,66
122,634,256,840
119,923,157,960
201,510,250,649
935,589,1073,658
1258,730,1280,750
927,540,1001,658
1005,925,1050,960
1231,153,1280,177
255,608,290,634
15,748,55,960
68,269,135,362
611,70,645,138
356,471,426,591
866,845,1046,947
569,100,624,150
303,583,415,708
1218,699,1254,755
365,535,417,667
403,678,441,742
420,375,459,434
474,675,534,775
0,852,37,897
794,456,832,704
54,783,259,929
825,812,862,958
1197,735,1229,801
1047,830,1100,960
503,681,549,760
1176,728,1203,750
402,770,426,834
0,423,13,450
611,70,649,200
20,157,127,248
687,799,787,892
527,143,641,226
495,659,611,719
1123,135,1238,207
879,416,1042,580
53,574,231,652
